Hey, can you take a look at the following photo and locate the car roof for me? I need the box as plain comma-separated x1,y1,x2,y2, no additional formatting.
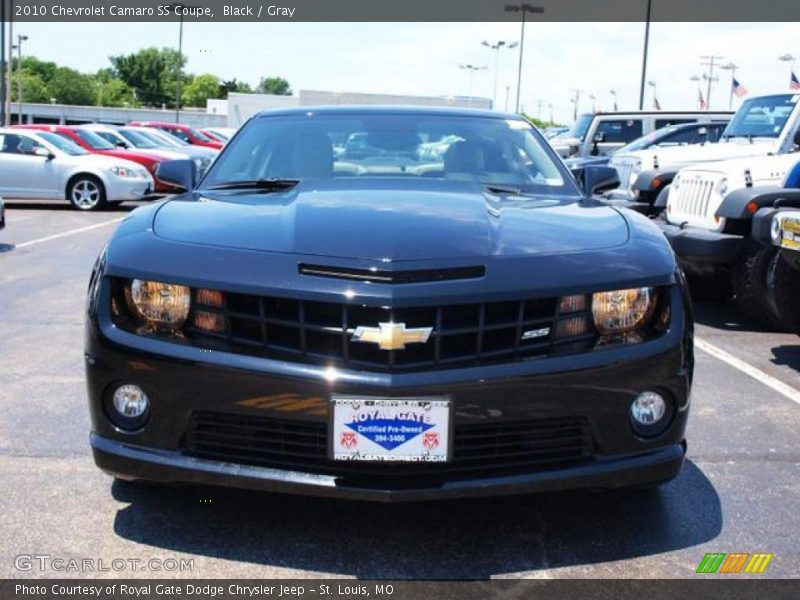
253,105,524,120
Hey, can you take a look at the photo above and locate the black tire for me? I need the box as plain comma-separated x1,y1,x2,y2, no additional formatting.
67,174,107,211
771,254,800,333
731,242,787,331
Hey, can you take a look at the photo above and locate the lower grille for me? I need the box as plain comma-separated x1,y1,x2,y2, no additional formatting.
185,411,594,482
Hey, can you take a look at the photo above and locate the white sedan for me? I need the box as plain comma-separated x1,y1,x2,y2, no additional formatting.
0,128,153,211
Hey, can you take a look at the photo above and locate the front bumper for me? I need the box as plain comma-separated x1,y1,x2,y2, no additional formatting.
658,219,744,265
86,284,692,501
105,176,153,201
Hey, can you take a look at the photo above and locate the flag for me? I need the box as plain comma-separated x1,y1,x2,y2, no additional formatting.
732,78,748,98
698,89,707,110
653,97,661,110
791,71,800,91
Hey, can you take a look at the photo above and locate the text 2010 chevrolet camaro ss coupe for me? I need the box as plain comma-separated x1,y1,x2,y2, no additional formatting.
85,107,694,501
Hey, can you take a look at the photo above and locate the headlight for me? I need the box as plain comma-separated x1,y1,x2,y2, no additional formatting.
672,175,681,191
771,216,782,243
110,165,143,179
126,279,190,328
717,178,729,198
591,287,657,334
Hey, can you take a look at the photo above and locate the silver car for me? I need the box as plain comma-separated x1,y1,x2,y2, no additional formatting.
0,128,153,210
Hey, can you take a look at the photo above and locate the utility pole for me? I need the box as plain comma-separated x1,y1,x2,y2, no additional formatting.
609,89,617,111
505,3,544,113
0,0,5,126
16,34,27,124
6,6,13,125
571,89,581,121
700,55,723,111
638,0,652,110
547,102,553,124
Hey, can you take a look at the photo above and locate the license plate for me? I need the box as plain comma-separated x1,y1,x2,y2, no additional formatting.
331,395,451,462
781,218,800,250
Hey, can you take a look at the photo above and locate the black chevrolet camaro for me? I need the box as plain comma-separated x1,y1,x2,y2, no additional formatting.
85,107,694,501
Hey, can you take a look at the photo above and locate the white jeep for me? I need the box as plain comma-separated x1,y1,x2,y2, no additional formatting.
607,94,800,214
660,154,800,328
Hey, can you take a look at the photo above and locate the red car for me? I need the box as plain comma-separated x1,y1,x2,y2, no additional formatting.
128,121,223,150
15,125,177,193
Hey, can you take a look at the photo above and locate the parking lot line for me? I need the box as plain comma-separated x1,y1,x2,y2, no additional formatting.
695,337,800,407
14,218,124,249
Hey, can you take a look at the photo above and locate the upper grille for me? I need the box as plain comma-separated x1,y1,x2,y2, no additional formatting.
299,264,485,284
185,411,594,481
184,291,597,372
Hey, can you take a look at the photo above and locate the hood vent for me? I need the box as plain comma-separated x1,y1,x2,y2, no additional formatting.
298,264,485,284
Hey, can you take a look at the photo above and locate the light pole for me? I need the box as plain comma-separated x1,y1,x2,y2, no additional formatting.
482,40,518,110
638,0,652,110
504,85,511,112
459,64,487,108
720,62,738,109
571,89,581,121
6,9,13,125
15,34,27,124
588,94,596,113
547,102,553,124
609,89,617,111
505,3,544,113
690,75,703,109
0,0,5,127
168,3,198,123
778,53,796,88
647,80,657,109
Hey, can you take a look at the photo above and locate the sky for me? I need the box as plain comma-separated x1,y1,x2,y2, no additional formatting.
8,21,800,123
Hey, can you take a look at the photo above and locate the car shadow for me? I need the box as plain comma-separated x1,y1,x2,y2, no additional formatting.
4,200,142,212
111,460,720,578
692,301,768,334
771,344,800,371
0,243,15,253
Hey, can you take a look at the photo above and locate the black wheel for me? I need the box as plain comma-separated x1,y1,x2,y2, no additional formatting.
68,175,106,211
770,253,800,333
731,242,787,331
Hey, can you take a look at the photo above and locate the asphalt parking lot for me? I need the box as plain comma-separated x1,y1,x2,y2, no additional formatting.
1,200,799,580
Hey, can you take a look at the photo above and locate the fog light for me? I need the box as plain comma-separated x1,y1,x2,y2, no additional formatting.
113,384,149,418
631,391,665,425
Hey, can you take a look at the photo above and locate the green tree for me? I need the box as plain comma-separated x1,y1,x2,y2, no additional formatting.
10,71,50,103
47,67,96,105
257,76,292,96
218,78,252,97
182,73,221,107
109,47,186,107
94,73,136,108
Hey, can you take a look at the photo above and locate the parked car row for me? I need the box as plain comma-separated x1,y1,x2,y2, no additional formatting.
0,121,225,211
576,93,800,331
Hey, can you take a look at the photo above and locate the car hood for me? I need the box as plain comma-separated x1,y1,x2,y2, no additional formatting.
678,153,800,183
614,138,779,168
152,180,629,261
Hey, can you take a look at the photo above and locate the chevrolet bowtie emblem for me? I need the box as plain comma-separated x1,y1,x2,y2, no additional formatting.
351,322,433,351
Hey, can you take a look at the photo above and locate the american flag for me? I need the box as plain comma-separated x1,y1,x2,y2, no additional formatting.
653,97,661,111
792,72,800,91
732,78,748,98
698,89,707,110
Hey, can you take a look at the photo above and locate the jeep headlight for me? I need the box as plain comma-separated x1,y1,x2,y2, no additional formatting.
717,178,729,198
592,287,657,334
771,216,782,243
126,279,190,328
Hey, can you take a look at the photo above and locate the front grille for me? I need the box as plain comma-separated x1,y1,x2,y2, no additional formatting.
184,291,597,372
672,175,716,219
185,411,594,481
611,158,640,191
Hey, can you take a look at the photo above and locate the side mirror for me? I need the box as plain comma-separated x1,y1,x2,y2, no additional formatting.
33,147,55,160
155,159,196,191
583,165,620,196
793,128,800,148
593,132,606,143
697,126,708,137
116,141,129,148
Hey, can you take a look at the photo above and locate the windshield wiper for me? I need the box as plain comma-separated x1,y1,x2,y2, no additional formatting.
206,178,300,191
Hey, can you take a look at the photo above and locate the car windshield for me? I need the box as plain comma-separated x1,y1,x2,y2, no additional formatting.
72,129,116,150
615,126,691,153
118,128,158,148
36,132,87,155
565,114,593,141
190,128,214,142
201,113,575,195
723,94,797,138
